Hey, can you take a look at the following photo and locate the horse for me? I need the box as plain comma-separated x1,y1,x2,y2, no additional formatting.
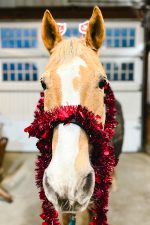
40,6,114,225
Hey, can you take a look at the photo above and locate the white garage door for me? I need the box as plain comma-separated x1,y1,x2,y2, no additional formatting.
0,20,144,152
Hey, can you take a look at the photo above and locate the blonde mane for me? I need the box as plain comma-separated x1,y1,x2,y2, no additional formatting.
52,38,83,62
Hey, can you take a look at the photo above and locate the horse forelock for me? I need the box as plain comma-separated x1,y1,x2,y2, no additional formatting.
48,38,84,64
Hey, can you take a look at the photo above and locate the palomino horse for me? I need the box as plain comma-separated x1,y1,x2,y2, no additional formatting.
41,6,107,225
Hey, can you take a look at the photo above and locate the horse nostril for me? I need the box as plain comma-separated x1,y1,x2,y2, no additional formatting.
44,174,54,193
45,175,49,187
73,201,82,210
83,172,93,193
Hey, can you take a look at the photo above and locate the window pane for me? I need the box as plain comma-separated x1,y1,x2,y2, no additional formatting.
130,28,135,36
9,40,14,48
33,73,37,81
24,40,29,48
65,28,71,37
130,39,135,47
3,63,7,70
3,73,8,81
114,73,118,81
25,73,30,81
114,63,118,70
18,63,22,70
122,63,127,70
32,39,36,48
129,73,133,81
18,73,23,81
17,40,22,48
2,40,7,48
107,39,112,47
122,39,127,47
114,29,120,36
106,28,112,36
114,39,119,47
72,28,78,36
11,73,15,81
25,63,30,70
121,73,126,80
122,29,127,36
106,63,111,70
129,63,134,70
32,29,36,37
10,63,15,70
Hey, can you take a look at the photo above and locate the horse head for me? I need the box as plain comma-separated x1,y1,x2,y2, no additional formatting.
41,6,106,214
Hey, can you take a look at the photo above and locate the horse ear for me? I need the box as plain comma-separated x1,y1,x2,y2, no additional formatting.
86,6,105,51
42,10,62,53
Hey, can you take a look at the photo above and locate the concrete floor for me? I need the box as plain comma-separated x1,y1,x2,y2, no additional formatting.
0,152,150,225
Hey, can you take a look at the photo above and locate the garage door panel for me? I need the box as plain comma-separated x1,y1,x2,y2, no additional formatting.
0,92,40,151
114,91,142,152
0,20,143,153
122,120,142,152
115,92,142,120
3,120,37,152
0,92,40,120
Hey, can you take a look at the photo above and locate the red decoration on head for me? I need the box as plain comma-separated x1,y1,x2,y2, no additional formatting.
25,83,118,225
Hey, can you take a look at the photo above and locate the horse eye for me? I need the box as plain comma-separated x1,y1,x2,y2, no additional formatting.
99,79,107,89
41,80,47,90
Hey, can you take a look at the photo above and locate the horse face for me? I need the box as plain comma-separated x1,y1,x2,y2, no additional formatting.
41,7,106,213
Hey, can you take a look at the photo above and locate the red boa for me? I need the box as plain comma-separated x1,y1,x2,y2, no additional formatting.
24,83,117,225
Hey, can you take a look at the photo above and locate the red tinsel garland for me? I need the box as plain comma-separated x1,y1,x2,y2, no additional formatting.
24,83,118,225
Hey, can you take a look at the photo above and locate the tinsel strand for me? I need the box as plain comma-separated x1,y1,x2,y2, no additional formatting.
24,83,118,225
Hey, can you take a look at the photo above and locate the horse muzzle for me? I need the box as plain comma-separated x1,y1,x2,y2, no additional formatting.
43,170,95,213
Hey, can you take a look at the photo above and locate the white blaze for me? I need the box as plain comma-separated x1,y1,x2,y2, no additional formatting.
49,123,81,195
57,56,86,105
46,57,87,196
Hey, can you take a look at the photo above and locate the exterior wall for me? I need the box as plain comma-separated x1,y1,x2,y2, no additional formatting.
0,19,144,152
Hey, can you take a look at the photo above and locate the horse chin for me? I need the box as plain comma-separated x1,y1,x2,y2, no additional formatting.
57,202,89,214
